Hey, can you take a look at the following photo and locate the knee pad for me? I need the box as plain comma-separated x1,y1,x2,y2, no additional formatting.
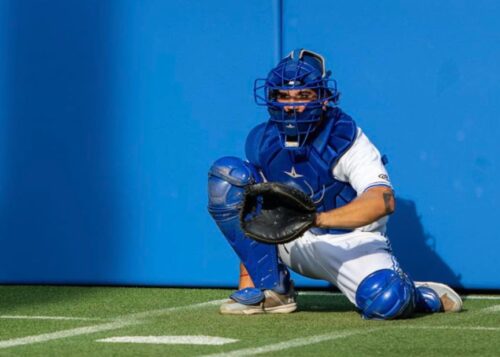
355,269,415,320
208,156,261,221
207,156,290,292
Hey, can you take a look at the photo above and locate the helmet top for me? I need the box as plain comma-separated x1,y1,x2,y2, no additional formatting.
266,49,328,91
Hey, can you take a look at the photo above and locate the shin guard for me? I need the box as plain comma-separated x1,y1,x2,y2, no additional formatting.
208,156,290,293
414,286,443,313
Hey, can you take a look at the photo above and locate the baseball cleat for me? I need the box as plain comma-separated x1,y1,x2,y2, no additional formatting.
220,289,297,315
414,281,463,312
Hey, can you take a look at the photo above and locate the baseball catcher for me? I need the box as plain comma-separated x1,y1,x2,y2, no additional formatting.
208,49,462,318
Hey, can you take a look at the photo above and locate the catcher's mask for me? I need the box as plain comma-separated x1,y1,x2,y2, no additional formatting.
254,49,339,149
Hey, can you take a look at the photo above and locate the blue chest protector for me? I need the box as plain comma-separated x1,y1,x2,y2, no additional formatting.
246,108,358,235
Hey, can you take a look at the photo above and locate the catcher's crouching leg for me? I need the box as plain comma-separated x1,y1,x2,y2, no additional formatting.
208,156,295,314
355,269,416,320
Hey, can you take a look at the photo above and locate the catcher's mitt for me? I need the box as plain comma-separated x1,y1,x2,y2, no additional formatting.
240,182,317,244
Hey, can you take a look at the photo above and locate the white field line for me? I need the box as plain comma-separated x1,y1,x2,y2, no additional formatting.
298,291,343,297
386,304,500,335
402,325,500,332
121,299,226,321
465,295,500,300
0,315,106,321
480,304,500,313
199,329,376,357
0,320,132,349
200,298,500,356
0,299,226,350
97,335,238,345
461,304,500,315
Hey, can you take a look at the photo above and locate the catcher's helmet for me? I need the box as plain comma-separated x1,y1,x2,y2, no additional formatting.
254,49,339,149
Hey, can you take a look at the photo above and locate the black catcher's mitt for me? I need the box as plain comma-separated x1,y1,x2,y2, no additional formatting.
240,182,317,244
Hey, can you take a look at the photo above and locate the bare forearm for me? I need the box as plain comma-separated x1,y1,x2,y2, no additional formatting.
315,186,395,229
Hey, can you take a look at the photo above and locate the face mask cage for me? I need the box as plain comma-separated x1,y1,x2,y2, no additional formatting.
266,105,324,149
254,57,339,149
254,78,339,108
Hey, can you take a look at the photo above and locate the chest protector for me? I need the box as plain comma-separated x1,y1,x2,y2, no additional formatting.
246,108,357,235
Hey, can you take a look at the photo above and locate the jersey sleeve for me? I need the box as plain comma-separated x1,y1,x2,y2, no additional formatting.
332,128,392,194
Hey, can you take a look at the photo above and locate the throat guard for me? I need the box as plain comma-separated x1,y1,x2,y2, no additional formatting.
246,108,358,235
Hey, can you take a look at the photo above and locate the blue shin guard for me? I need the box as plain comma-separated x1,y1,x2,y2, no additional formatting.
208,156,291,293
355,269,416,320
414,286,442,313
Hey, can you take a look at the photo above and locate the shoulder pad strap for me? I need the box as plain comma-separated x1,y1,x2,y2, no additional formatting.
312,109,357,174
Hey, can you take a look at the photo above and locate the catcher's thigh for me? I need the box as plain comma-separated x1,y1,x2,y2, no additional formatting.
278,230,398,305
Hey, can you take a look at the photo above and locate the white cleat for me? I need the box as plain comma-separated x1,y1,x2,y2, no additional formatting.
415,281,463,312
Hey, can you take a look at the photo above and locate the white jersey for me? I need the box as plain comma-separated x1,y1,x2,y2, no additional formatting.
332,127,392,234
333,127,392,194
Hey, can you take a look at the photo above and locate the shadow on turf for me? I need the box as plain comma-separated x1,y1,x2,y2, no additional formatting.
297,294,355,313
296,294,443,319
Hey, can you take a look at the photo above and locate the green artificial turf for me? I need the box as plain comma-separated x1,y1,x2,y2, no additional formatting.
0,286,498,356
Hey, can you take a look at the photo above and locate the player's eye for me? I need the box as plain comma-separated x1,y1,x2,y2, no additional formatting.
298,91,317,100
277,93,291,100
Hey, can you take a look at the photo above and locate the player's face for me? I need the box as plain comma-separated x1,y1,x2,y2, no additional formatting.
276,89,318,113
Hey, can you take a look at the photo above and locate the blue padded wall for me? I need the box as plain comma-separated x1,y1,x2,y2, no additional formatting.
0,0,280,286
0,0,498,289
1,0,123,283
